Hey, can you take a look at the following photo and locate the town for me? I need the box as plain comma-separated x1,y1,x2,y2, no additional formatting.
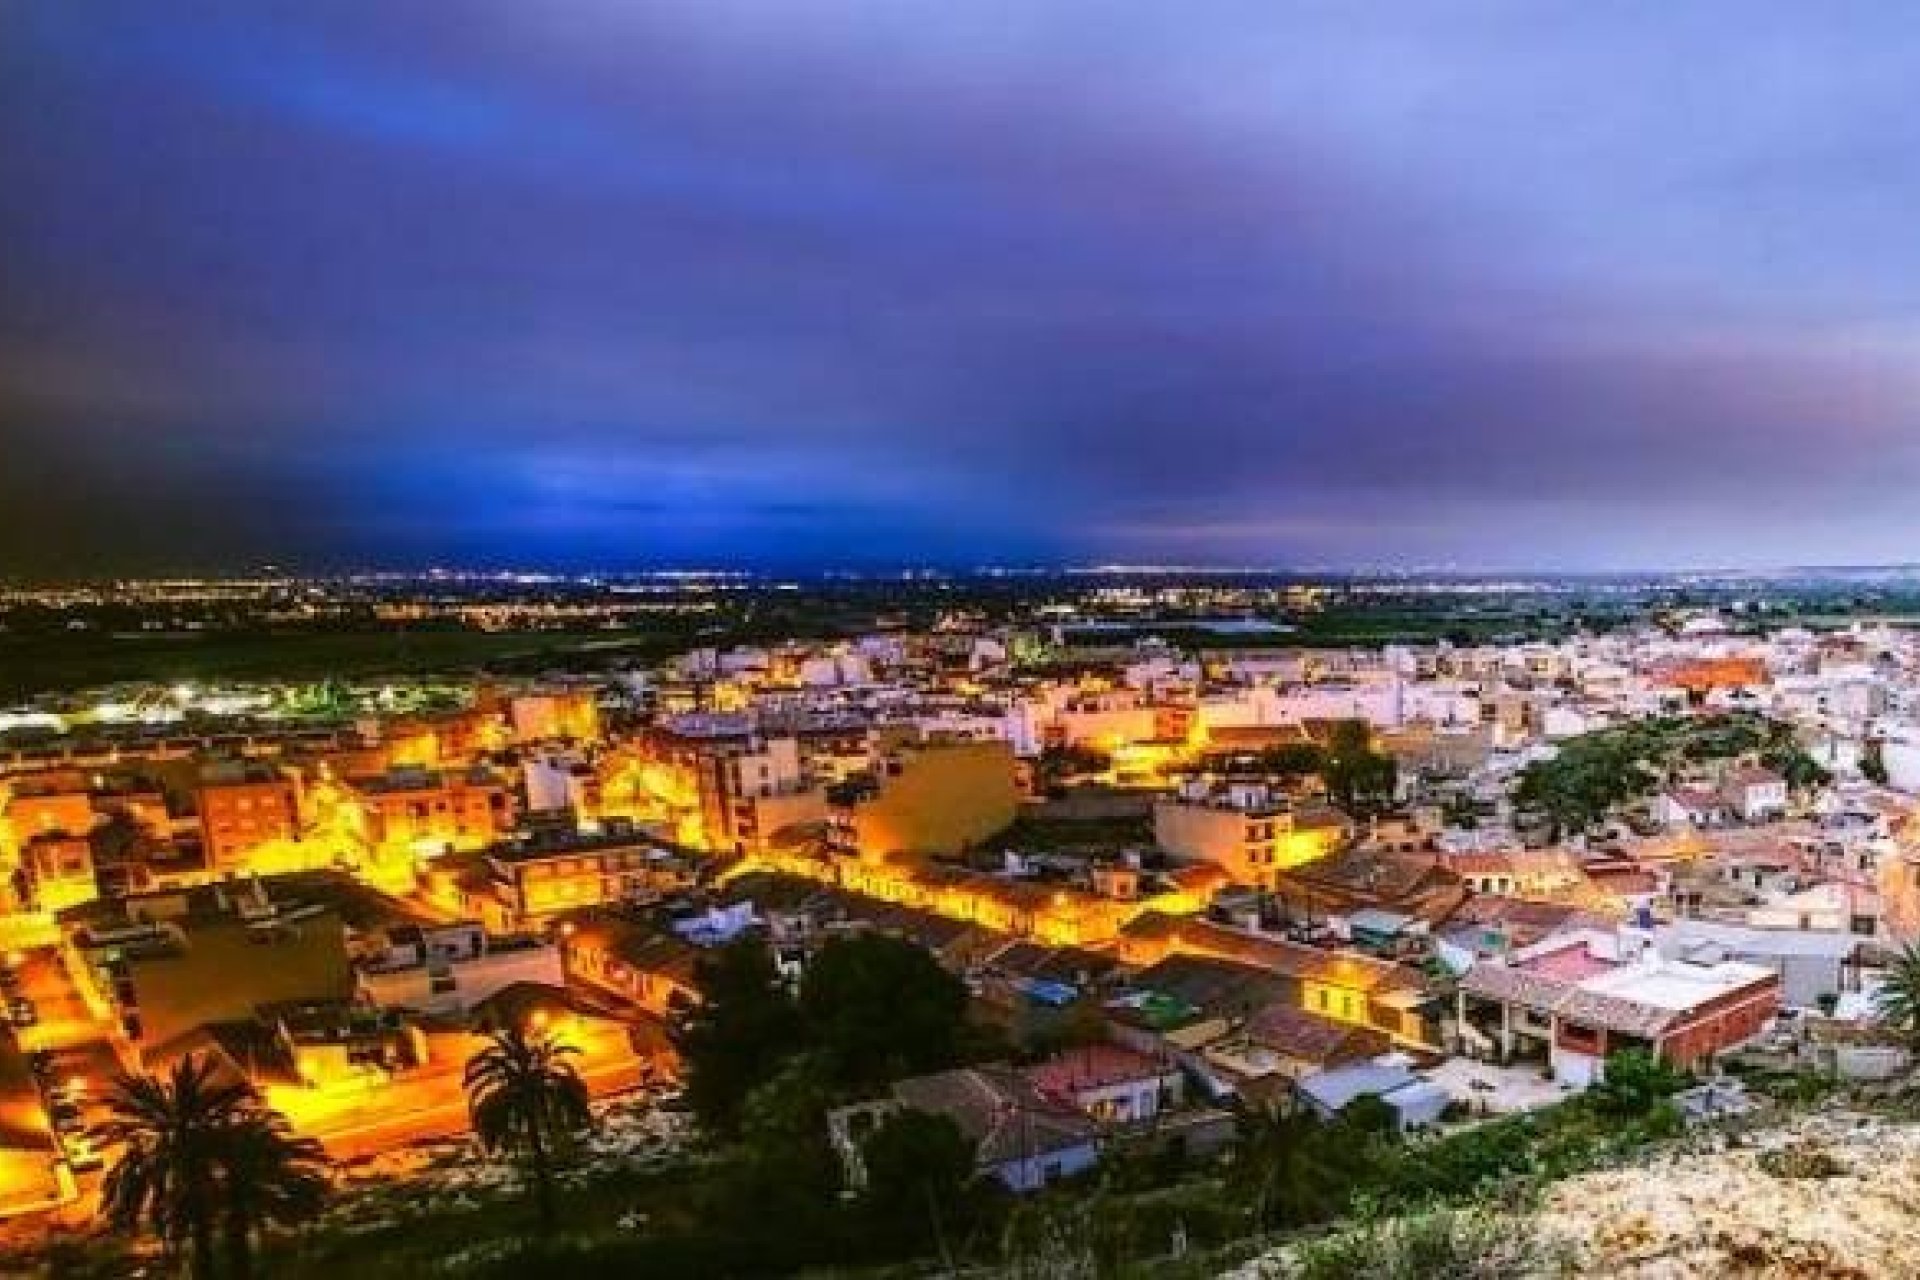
5,579,1920,1274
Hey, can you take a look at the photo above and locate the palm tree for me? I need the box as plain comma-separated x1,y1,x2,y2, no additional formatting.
218,1110,329,1280
464,1025,593,1233
98,1055,254,1278
1875,942,1920,1044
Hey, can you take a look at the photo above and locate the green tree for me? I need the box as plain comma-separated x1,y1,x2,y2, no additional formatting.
699,1056,846,1269
1862,739,1891,786
1321,720,1397,819
857,1108,977,1258
1874,943,1920,1046
672,936,804,1136
1258,741,1326,783
464,1026,594,1234
216,1111,328,1280
1231,1108,1376,1230
1589,1047,1687,1117
799,933,970,1087
98,1055,267,1279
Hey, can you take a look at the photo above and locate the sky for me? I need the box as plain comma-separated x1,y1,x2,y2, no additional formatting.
6,3,1920,576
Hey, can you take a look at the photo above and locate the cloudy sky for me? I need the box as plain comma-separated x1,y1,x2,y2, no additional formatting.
6,3,1920,575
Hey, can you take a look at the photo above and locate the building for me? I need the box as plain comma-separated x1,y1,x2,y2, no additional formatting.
641,725,833,853
63,878,357,1063
1154,782,1348,889
459,822,700,932
355,921,563,1015
1456,927,1781,1086
842,739,1019,858
1025,1043,1183,1125
830,1065,1101,1193
1116,914,1440,1049
560,908,705,1017
1294,1060,1451,1130
522,750,604,818
1724,766,1790,822
18,834,96,913
197,763,303,870
693,736,830,855
346,766,516,860
509,689,601,744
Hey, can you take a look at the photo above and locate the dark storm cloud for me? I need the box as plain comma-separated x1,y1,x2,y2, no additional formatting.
5,1,1920,573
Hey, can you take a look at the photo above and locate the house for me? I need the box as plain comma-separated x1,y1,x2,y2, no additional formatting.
425,821,701,933
1630,917,1864,1010
830,1066,1101,1193
1115,914,1441,1049
344,766,516,861
559,908,705,1018
197,763,303,871
1724,767,1789,822
1153,782,1350,889
1652,787,1730,829
355,921,563,1015
62,877,358,1062
1026,1044,1182,1125
1456,928,1780,1086
1199,1002,1393,1111
1295,1060,1452,1131
18,834,97,913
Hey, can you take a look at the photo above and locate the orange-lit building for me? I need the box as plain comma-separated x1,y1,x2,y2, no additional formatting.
1654,656,1769,696
346,766,516,860
841,738,1019,859
18,834,96,913
640,723,834,853
3,777,97,847
1153,783,1349,890
510,689,601,744
197,765,303,870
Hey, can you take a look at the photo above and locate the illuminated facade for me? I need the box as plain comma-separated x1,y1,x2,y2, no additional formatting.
1154,783,1348,890
345,766,516,861
197,765,303,870
843,738,1019,859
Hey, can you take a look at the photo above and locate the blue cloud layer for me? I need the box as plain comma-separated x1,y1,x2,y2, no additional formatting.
4,2,1920,573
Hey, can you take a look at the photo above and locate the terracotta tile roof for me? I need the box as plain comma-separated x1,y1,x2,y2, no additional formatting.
891,1066,1098,1165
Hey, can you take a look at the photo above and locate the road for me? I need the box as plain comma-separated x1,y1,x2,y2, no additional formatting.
275,1029,647,1161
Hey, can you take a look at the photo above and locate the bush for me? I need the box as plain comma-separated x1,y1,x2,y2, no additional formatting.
1284,1206,1566,1280
1756,1139,1845,1180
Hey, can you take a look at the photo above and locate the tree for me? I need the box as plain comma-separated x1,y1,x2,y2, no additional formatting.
1589,1048,1687,1117
1862,739,1891,786
857,1108,977,1258
1229,1108,1380,1230
217,1111,328,1280
1321,720,1398,820
464,1025,594,1233
698,1056,846,1270
1875,943,1920,1046
98,1055,268,1279
1257,741,1326,783
799,933,970,1088
672,936,804,1136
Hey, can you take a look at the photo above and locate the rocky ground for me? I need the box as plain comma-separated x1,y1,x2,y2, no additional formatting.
1223,1104,1920,1280
1536,1110,1920,1279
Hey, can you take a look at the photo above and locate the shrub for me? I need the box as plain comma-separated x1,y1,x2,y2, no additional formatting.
1756,1139,1845,1180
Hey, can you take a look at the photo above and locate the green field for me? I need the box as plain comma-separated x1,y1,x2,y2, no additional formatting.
0,629,680,701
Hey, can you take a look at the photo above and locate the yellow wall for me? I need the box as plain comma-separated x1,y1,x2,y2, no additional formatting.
850,740,1018,858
